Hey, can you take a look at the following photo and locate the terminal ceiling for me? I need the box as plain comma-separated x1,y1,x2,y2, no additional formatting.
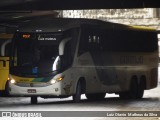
0,0,159,10
0,0,159,33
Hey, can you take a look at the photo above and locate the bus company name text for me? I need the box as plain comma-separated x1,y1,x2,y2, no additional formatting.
120,56,143,64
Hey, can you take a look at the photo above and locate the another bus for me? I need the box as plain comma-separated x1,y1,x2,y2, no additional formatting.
0,33,12,96
8,18,159,104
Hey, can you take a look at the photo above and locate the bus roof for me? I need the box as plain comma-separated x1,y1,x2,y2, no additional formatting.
16,18,156,33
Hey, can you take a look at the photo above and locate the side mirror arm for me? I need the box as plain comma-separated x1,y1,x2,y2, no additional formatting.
59,37,72,55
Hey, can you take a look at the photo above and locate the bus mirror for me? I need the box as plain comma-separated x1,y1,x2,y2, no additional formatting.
59,37,71,55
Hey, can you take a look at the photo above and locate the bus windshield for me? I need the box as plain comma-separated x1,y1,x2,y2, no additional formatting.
11,32,63,77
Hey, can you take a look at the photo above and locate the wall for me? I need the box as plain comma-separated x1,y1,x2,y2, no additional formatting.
61,9,160,29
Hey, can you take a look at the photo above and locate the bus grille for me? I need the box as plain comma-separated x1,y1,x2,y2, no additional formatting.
15,82,51,87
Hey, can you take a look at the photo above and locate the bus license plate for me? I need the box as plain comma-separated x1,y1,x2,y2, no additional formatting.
27,89,36,93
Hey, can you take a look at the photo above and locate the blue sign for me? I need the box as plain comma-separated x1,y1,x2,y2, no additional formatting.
32,67,38,74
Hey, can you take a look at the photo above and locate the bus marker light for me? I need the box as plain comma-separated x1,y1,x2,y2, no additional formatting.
22,34,30,39
57,77,63,81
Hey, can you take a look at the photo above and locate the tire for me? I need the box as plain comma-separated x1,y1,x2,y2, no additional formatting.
73,81,82,103
128,79,138,99
3,81,10,97
85,93,106,101
137,80,145,99
31,96,38,104
119,79,138,99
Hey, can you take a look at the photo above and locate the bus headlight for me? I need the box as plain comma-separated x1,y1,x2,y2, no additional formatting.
50,76,64,84
8,75,16,84
50,79,57,84
10,79,16,84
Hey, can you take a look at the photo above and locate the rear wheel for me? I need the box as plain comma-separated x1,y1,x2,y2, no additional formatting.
85,93,106,101
119,78,138,99
128,79,138,99
137,79,145,99
73,81,82,103
31,96,38,104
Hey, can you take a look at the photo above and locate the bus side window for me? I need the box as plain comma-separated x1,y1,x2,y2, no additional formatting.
0,39,11,57
78,35,88,56
88,35,101,51
62,41,72,68
5,43,11,56
78,29,101,55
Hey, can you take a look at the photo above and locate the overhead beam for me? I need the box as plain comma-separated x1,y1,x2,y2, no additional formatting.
0,0,159,10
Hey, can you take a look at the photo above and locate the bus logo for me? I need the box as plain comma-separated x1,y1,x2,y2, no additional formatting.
2,112,11,117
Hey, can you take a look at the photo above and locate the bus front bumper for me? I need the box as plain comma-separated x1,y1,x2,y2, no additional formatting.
9,82,63,96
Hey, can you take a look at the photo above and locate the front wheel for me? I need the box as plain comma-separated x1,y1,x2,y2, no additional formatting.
4,81,10,97
73,81,82,103
31,96,38,104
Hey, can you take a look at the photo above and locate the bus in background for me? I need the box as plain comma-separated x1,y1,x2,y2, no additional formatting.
8,18,159,104
0,33,12,96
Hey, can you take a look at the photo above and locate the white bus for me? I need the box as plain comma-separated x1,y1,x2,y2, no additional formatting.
8,18,159,104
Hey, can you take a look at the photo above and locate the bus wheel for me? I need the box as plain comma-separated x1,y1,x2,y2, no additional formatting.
31,96,38,104
85,93,106,101
128,79,138,99
119,79,138,99
137,79,145,99
4,81,10,97
73,81,82,103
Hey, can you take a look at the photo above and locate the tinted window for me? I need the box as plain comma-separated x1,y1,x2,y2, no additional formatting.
79,27,158,53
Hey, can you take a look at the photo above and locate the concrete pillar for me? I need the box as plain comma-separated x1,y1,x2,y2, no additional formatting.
153,8,160,18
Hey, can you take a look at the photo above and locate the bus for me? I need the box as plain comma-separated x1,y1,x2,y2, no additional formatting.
8,18,159,104
0,33,12,96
